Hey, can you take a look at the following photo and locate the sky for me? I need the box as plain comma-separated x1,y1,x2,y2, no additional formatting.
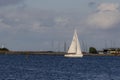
0,0,120,51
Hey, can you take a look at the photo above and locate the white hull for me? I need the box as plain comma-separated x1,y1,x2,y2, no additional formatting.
64,54,83,58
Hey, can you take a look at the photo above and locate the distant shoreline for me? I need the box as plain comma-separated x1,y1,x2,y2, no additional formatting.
0,51,120,56
83,53,119,56
0,51,65,55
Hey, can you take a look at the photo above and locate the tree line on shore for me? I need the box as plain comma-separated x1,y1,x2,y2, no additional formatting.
0,47,9,51
89,47,98,54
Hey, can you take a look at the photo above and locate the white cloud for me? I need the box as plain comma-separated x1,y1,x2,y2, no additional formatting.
98,3,119,12
54,16,70,27
86,3,120,29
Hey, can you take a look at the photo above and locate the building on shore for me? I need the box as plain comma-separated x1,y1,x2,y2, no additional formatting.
98,51,104,54
102,48,120,54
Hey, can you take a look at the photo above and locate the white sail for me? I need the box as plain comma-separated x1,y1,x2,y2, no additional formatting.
76,31,82,55
64,30,83,57
67,30,77,53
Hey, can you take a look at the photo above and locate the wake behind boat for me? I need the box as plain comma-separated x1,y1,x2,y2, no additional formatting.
64,30,83,58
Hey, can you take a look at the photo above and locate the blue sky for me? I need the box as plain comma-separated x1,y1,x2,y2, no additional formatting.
0,0,120,51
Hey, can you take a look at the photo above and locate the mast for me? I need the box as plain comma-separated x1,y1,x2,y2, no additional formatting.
64,41,67,52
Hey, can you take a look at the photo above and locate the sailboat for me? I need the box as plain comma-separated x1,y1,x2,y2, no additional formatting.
64,30,83,58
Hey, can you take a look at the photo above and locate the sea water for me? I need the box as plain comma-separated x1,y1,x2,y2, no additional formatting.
0,54,120,80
